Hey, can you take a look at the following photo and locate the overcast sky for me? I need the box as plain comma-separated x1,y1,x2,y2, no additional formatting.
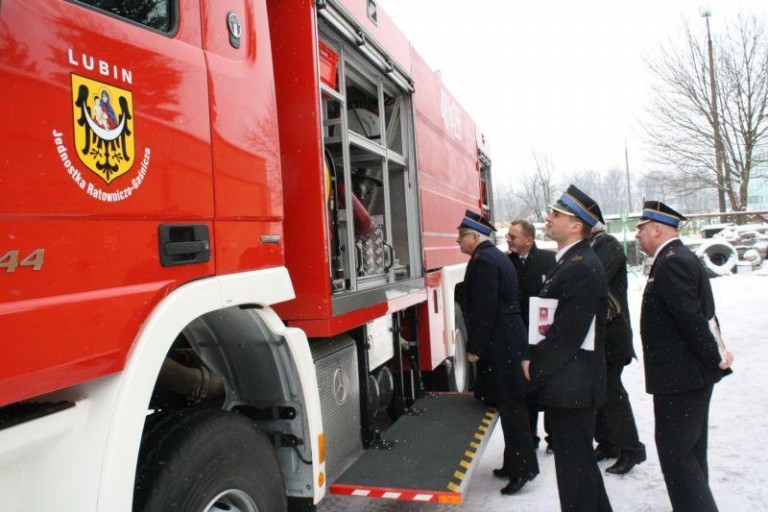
379,0,768,187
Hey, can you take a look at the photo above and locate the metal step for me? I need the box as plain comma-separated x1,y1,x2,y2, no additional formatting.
329,393,498,505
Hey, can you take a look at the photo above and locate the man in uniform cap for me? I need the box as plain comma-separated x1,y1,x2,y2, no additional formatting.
636,200,733,512
457,210,539,495
523,185,613,511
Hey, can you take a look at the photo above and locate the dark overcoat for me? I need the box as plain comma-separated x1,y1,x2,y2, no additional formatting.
464,240,528,403
509,243,557,327
640,239,730,395
589,232,636,363
528,240,608,409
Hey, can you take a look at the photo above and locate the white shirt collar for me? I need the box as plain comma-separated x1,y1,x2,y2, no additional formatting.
555,240,580,262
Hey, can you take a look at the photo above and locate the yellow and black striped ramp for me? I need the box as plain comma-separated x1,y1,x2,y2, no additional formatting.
330,393,499,505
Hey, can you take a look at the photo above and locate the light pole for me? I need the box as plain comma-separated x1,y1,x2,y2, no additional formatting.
699,6,727,216
624,139,632,213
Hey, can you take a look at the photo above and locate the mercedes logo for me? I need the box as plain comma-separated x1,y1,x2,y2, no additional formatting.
332,368,349,405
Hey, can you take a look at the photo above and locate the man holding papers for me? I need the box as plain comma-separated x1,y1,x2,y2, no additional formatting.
636,201,734,512
523,185,612,512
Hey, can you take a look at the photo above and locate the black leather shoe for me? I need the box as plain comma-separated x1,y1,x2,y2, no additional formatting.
545,443,554,454
594,444,620,462
493,467,509,478
606,450,647,475
500,477,529,495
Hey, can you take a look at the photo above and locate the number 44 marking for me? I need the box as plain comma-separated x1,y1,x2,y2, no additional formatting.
0,249,45,273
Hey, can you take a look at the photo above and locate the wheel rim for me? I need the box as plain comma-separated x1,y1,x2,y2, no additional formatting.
203,489,259,512
453,326,468,391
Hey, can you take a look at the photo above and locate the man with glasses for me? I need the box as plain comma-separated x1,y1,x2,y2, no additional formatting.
507,220,556,453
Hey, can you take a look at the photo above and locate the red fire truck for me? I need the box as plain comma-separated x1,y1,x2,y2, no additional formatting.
0,1,497,510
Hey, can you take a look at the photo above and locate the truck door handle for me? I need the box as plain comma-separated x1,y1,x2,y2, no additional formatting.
383,242,394,272
354,242,364,276
159,224,211,267
164,240,209,255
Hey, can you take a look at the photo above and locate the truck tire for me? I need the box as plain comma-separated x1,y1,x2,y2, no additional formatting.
695,239,737,277
449,304,471,392
134,408,287,512
423,306,473,393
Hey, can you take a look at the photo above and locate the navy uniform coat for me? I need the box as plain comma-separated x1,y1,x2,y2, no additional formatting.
509,243,557,327
464,240,528,404
589,232,635,363
640,239,729,394
528,240,608,409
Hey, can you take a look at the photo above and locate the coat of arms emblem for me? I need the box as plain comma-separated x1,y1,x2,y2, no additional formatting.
71,74,134,184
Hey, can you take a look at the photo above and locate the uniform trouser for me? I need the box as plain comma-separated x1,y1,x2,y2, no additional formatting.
654,385,718,512
496,398,539,480
548,407,612,512
595,362,644,454
526,392,553,447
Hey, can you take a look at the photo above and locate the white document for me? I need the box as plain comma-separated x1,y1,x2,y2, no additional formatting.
708,317,728,363
528,297,595,351
528,297,558,345
581,316,596,351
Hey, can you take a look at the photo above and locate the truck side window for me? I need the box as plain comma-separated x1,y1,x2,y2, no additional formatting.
74,0,174,32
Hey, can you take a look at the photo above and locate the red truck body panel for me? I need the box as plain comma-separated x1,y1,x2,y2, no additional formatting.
411,50,484,272
200,0,285,273
1,0,213,407
266,0,334,329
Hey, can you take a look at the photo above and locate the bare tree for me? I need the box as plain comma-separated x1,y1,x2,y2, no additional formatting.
599,168,631,215
493,180,523,222
635,170,718,214
644,14,768,214
510,151,557,222
557,167,638,217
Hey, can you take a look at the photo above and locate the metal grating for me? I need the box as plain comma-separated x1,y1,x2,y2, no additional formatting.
358,215,386,275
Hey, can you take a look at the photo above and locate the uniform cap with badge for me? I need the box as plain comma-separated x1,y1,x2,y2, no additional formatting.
549,184,604,227
457,209,496,236
636,201,687,228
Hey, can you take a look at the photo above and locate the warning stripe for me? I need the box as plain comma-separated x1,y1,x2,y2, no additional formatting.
445,407,497,494
330,483,462,504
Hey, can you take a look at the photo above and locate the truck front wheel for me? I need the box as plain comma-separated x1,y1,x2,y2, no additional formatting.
134,408,287,512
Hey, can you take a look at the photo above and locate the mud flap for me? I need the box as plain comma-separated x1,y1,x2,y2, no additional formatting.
329,393,497,505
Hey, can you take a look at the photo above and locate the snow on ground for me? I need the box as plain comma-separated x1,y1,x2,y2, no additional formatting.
318,267,768,511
